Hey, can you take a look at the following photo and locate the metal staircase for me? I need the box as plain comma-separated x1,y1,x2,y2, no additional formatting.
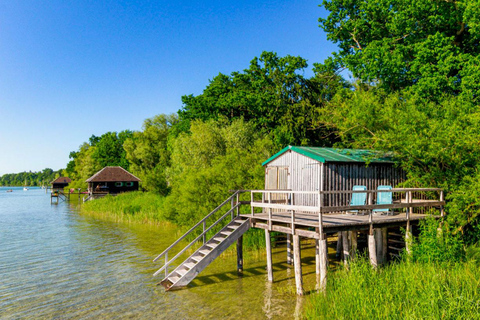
153,191,250,290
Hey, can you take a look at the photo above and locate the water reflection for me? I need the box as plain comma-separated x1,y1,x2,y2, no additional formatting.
1,188,330,319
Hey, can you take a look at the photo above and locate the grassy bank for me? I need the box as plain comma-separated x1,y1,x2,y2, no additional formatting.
81,191,167,224
304,258,480,319
81,191,267,250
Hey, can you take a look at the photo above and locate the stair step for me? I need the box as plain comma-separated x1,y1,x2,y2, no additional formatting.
206,242,219,249
199,249,211,255
213,236,225,242
169,276,180,283
184,262,196,270
177,268,188,276
220,230,233,236
191,255,203,262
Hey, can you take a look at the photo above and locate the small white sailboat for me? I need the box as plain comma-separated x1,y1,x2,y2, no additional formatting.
23,179,29,191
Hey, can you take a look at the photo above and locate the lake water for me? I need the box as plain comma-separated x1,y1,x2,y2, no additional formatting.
0,187,322,319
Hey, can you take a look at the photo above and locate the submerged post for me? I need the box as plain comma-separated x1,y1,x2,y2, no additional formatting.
237,236,243,273
286,232,293,265
293,234,303,295
265,229,273,282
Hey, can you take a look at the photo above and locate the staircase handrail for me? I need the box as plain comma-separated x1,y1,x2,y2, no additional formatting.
153,190,241,263
153,202,241,277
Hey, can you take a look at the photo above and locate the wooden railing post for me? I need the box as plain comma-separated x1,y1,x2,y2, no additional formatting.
203,221,206,244
440,190,445,217
268,191,272,231
251,192,254,217
406,191,412,254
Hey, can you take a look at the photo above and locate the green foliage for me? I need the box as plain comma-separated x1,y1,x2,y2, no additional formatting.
66,130,133,188
179,51,346,146
321,88,480,238
409,218,465,264
163,118,275,227
0,168,61,186
319,0,480,101
124,114,178,195
304,259,480,319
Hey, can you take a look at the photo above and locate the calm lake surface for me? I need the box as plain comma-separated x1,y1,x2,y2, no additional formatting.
0,187,321,319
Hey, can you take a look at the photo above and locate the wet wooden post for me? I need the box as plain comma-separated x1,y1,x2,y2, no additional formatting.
265,229,273,282
237,236,243,273
317,192,327,292
375,228,387,265
287,233,293,265
350,231,357,259
342,231,350,266
293,234,303,295
336,232,343,259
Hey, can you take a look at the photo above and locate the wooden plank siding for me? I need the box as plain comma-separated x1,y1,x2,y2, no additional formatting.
323,163,405,207
264,149,406,211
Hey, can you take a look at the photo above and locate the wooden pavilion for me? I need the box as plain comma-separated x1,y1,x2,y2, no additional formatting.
86,166,140,199
51,177,72,191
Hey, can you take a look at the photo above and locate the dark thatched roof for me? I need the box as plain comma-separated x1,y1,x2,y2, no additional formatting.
86,166,140,183
51,177,72,184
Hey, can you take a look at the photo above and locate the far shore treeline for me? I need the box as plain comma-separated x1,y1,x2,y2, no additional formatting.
0,169,62,187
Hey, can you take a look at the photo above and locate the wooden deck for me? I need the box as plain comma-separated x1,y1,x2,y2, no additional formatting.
243,211,433,235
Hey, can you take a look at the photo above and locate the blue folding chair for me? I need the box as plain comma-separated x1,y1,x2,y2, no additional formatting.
347,185,367,215
373,185,393,215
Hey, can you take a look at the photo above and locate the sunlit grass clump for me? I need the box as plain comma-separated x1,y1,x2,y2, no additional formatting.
81,191,166,224
304,258,480,319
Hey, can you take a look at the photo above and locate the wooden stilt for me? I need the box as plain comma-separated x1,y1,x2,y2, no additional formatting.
375,228,387,265
293,234,303,295
315,239,320,275
368,232,378,268
265,229,273,282
319,238,328,292
336,232,343,259
349,231,357,259
237,236,243,273
342,231,350,266
287,233,293,265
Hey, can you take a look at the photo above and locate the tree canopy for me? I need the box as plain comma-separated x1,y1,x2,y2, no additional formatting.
319,0,480,101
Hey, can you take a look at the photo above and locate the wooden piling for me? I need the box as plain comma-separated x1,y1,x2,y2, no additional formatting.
336,232,343,259
375,228,387,265
265,229,273,282
349,231,357,259
368,232,378,268
342,231,350,266
293,234,303,295
237,236,243,273
287,233,293,265
318,238,328,292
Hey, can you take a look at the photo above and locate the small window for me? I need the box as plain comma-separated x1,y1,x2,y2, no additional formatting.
115,182,123,187
125,182,134,187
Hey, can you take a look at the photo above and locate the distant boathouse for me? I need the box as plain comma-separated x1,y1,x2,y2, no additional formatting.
86,166,140,200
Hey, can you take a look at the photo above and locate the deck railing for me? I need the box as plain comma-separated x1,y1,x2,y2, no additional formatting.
153,190,242,278
249,188,445,236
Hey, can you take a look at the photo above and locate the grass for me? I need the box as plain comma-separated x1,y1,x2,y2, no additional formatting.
81,191,167,224
304,258,480,319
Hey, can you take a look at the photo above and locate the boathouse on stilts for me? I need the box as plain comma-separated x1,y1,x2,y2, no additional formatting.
153,146,445,295
50,177,71,203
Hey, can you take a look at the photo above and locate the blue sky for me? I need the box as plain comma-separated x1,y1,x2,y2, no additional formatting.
0,0,338,175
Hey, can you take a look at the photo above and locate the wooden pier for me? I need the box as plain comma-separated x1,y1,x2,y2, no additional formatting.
153,187,445,295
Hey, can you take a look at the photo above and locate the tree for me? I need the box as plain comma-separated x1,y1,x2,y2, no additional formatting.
319,0,480,101
124,114,178,195
179,51,347,146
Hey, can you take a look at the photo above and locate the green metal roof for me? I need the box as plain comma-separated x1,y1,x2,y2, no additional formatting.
262,146,395,166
